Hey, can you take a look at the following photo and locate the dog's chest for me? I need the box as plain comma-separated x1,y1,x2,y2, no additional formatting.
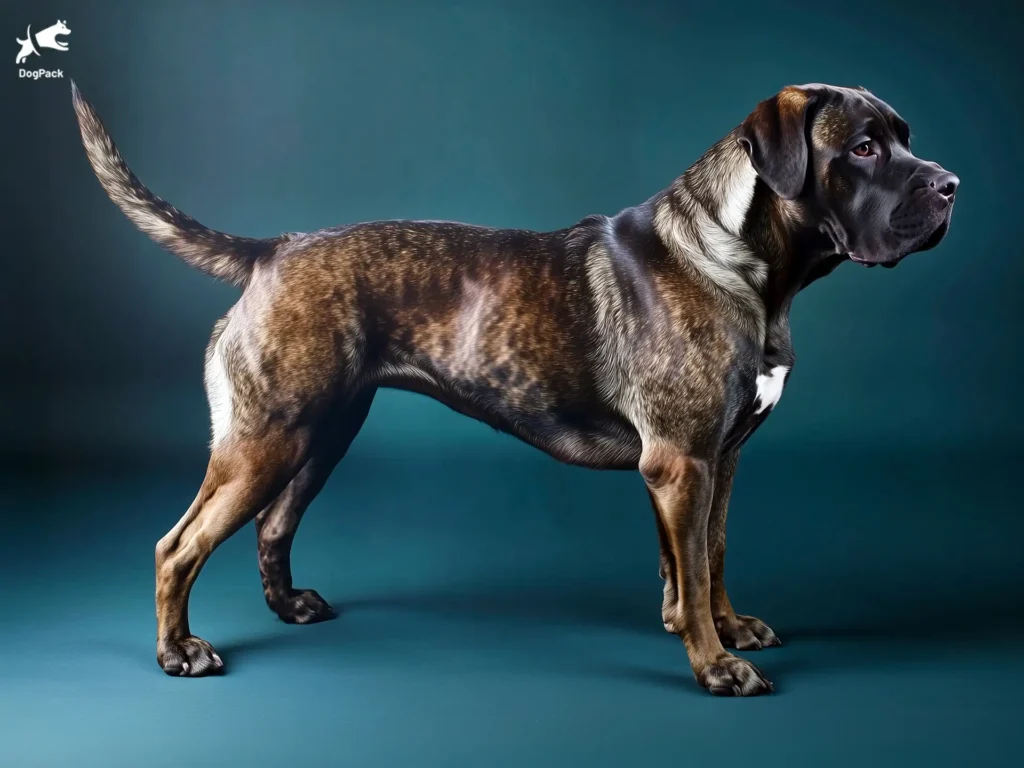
723,363,791,453
754,365,789,415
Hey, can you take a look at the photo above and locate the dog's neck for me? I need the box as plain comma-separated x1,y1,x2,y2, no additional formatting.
654,130,844,351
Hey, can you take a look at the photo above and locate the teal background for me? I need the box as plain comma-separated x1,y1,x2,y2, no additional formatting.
3,0,1023,766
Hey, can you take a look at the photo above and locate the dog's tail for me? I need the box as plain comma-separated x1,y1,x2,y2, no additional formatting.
71,81,279,287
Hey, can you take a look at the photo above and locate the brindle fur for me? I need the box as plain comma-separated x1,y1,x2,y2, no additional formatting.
71,81,957,695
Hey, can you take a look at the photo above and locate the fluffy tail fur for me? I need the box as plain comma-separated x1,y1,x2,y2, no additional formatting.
71,81,279,287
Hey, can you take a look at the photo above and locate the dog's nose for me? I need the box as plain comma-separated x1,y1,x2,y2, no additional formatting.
929,170,959,200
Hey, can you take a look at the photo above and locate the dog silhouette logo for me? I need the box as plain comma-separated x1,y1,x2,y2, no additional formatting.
16,20,70,65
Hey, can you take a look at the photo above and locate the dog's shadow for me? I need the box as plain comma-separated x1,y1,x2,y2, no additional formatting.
218,578,659,663
341,578,660,635
218,575,1024,687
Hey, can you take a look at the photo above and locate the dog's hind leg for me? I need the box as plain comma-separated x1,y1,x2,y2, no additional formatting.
155,425,315,676
255,388,377,624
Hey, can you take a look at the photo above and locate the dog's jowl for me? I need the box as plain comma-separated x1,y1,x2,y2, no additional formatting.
72,81,957,695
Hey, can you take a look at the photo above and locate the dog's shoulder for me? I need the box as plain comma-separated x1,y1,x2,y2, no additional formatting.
607,200,670,261
571,199,672,275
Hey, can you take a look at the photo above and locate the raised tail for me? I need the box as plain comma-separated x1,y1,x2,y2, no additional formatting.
71,81,279,287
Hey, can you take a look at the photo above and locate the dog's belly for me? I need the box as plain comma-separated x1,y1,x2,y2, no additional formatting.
375,367,643,470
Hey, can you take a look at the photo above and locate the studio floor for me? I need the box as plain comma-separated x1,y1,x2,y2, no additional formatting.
3,444,1022,767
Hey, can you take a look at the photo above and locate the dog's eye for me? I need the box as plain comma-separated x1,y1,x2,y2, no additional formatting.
852,142,874,158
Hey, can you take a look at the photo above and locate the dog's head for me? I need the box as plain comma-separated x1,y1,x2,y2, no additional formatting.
53,19,71,36
737,84,958,267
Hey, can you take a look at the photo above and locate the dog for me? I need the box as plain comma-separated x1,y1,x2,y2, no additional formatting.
71,80,957,695
15,20,70,64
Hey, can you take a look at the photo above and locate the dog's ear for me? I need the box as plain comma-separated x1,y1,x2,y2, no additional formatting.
737,87,818,200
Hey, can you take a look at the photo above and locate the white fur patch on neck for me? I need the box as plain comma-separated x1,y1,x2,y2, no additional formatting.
653,199,766,337
653,139,768,337
755,365,789,414
718,157,759,237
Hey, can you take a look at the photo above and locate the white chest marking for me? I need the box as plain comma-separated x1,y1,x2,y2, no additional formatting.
755,365,789,414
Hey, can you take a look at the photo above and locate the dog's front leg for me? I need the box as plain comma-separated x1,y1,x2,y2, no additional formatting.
708,450,781,650
641,443,774,696
648,488,680,634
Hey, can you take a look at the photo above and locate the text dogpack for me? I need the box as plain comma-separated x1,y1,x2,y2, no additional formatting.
20,68,64,79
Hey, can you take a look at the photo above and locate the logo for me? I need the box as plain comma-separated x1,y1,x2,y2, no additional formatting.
16,20,70,79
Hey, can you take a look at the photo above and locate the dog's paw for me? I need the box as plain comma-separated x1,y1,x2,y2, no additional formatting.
696,654,774,697
158,636,224,677
715,614,781,651
272,589,336,625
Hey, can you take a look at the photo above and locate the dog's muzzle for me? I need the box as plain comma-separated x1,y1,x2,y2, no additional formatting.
851,167,959,268
891,168,958,253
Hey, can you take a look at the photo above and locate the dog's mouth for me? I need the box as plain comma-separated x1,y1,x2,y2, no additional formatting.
849,251,907,269
848,205,952,269
849,253,881,268
916,217,950,253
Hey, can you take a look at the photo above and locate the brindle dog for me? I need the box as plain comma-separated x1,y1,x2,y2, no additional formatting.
72,81,957,695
